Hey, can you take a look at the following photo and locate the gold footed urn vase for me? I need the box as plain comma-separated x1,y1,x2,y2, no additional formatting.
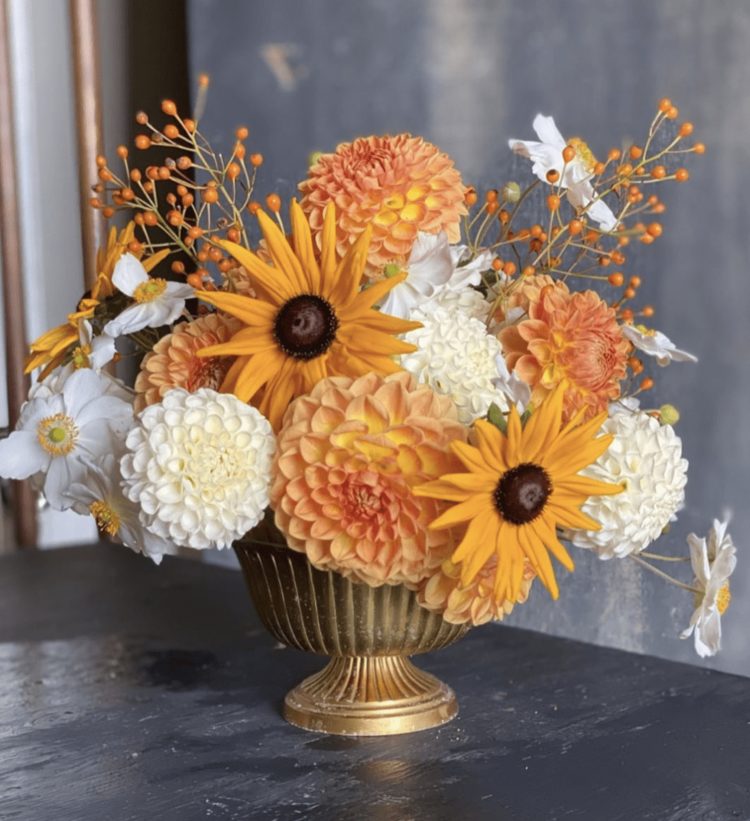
233,538,470,736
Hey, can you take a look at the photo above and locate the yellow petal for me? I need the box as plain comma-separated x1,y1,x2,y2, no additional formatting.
290,199,321,293
217,239,295,304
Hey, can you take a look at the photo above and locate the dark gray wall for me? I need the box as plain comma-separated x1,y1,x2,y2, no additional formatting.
186,0,750,677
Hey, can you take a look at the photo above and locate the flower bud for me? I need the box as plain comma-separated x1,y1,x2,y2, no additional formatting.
501,181,521,203
308,151,322,167
659,404,680,426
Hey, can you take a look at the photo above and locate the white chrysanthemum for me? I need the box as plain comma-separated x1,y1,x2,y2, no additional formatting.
681,515,737,658
565,413,687,558
121,387,276,550
421,283,493,322
400,306,515,424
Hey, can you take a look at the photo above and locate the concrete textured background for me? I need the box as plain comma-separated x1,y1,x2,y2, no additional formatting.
186,0,750,677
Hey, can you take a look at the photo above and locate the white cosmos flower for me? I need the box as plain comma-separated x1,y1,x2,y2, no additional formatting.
0,368,133,509
66,456,178,564
103,253,194,337
378,232,495,320
121,387,276,550
622,324,698,366
509,114,618,232
681,516,737,658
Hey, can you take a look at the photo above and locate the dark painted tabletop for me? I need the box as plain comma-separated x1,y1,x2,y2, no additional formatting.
0,544,748,821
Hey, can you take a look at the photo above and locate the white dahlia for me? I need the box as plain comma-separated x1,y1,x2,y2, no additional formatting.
121,387,276,550
400,306,516,424
565,412,688,559
420,282,493,322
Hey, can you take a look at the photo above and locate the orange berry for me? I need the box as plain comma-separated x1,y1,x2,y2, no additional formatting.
218,259,233,273
522,265,535,278
197,250,209,262
167,210,183,226
265,193,281,212
164,124,180,139
485,189,498,203
693,142,706,155
562,145,576,163
135,134,151,150
498,209,510,224
236,126,249,141
116,145,129,159
529,238,542,253
135,111,148,125
624,287,636,299
647,194,659,206
171,261,186,274
666,106,679,120
540,285,554,300
517,228,530,241
166,193,177,205
188,226,204,239
143,182,154,194
568,219,583,236
95,154,108,168
234,143,246,160
89,197,102,209
530,224,543,238
146,166,159,180
127,240,142,254
584,229,599,244
183,118,196,133
208,246,223,263
181,194,194,207
621,308,634,322
640,233,655,244
628,357,644,374
465,190,478,206
161,99,177,116
546,169,560,183
227,227,240,242
679,122,694,137
608,148,622,162
598,255,611,266
610,251,626,265
143,211,159,226
608,272,624,287
658,97,672,112
647,223,662,238
642,305,655,318
618,163,633,177
129,169,142,183
187,273,204,288
653,203,667,214
102,206,115,219
176,184,188,197
629,275,642,288
593,162,606,176
247,201,262,215
158,166,171,180
629,145,643,159
134,213,145,226
675,168,690,182
640,377,654,391
198,73,210,88
486,201,499,215
97,168,112,182
177,156,192,170
546,194,561,211
120,187,135,201
250,153,263,167
503,261,516,277
226,162,241,181
202,187,219,204
492,258,503,271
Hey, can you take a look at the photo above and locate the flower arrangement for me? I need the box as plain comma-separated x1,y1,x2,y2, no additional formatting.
0,89,736,660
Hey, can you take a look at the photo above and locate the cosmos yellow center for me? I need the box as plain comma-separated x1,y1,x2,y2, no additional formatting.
72,344,92,369
716,582,731,615
568,137,597,172
37,413,79,455
133,278,168,303
89,500,120,536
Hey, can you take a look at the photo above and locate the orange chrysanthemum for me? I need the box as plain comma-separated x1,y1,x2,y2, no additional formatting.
492,274,568,325
298,134,467,279
196,201,420,431
418,556,536,626
271,372,467,588
134,313,242,412
499,287,629,421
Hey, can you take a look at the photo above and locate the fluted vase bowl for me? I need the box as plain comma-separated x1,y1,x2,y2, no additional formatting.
233,537,470,736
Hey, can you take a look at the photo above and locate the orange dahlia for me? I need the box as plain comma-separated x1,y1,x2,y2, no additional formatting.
498,287,629,422
271,371,467,588
298,134,467,279
418,556,536,625
134,313,242,412
492,274,568,325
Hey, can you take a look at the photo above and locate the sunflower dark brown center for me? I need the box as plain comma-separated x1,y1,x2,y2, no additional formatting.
493,463,552,525
273,294,339,360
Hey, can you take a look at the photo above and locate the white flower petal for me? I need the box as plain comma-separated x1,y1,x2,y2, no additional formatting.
112,253,148,296
0,430,50,478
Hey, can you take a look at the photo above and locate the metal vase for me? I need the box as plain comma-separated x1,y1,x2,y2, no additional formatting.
233,539,469,736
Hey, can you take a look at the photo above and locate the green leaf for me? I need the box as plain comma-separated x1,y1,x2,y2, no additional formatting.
487,403,507,433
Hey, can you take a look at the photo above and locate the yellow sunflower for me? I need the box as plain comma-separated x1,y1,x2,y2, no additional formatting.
196,200,421,430
414,385,622,604
24,223,169,378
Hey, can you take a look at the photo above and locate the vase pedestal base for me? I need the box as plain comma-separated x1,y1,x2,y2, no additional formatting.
283,655,458,736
